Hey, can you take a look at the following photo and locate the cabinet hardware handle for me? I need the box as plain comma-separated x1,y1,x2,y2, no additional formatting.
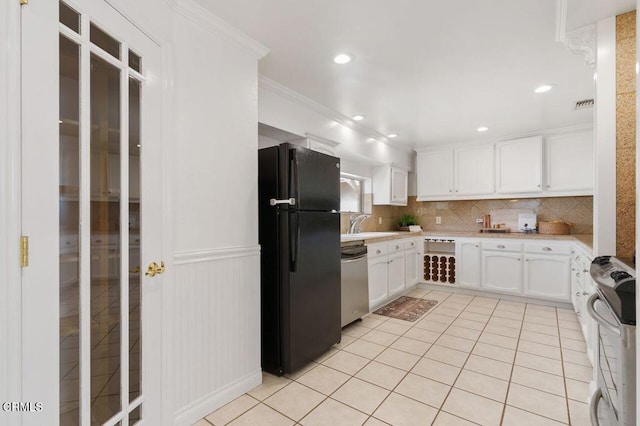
583,269,589,273
542,247,552,251
395,245,400,250
376,250,381,254
449,189,452,192
577,311,581,317
576,272,581,277
537,184,541,188
576,292,581,296
582,291,589,296
497,244,505,249
547,185,550,188
475,245,479,248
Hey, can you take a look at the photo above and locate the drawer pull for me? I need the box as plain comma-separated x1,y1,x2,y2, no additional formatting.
497,244,505,249
395,245,400,250
376,250,381,255
542,247,552,252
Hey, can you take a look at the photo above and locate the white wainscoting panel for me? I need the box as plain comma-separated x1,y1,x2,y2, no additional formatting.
168,245,261,425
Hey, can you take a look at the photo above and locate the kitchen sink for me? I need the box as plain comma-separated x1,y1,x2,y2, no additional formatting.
340,232,400,240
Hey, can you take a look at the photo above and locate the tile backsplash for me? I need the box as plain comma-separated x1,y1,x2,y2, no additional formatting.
341,195,593,235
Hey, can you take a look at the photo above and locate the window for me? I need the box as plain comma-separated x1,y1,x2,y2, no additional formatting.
340,176,363,213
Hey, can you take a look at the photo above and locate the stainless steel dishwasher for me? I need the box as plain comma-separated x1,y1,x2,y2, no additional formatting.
341,244,369,327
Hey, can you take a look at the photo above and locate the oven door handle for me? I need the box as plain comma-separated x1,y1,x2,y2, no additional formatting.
585,293,621,337
589,388,603,426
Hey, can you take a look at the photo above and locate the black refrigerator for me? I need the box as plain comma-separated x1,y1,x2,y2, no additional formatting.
258,143,341,376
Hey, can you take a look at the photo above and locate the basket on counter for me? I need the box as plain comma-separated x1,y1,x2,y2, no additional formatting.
538,221,572,235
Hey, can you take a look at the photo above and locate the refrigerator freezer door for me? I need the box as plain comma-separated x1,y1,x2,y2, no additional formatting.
285,144,340,212
282,210,341,373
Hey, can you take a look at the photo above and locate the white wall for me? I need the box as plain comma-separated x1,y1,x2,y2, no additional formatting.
259,79,415,172
164,3,265,424
594,17,617,256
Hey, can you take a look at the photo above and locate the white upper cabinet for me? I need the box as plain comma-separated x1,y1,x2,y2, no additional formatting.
373,165,408,206
545,131,593,193
496,136,543,193
455,144,494,195
417,149,454,199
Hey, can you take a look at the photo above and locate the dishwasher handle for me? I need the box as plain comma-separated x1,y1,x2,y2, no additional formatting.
342,254,367,263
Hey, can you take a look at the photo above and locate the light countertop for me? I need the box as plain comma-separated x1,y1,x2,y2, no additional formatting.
341,231,593,252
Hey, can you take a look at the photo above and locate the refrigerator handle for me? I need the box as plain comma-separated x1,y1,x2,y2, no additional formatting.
290,149,300,205
290,212,299,272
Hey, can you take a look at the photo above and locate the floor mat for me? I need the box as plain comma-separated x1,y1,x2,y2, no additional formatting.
373,296,438,322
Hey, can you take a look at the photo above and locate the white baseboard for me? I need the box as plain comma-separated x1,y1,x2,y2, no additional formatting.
173,369,262,426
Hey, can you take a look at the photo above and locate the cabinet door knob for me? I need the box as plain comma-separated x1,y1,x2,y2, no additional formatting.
376,250,381,254
396,245,400,250
497,244,505,249
542,247,552,251
537,184,541,188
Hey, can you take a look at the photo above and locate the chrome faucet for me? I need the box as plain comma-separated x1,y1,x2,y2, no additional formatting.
349,214,370,234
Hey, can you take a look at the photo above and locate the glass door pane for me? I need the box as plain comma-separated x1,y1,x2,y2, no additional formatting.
89,52,122,424
128,79,141,407
59,32,81,426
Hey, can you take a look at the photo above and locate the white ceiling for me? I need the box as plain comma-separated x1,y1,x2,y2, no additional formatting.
195,0,634,148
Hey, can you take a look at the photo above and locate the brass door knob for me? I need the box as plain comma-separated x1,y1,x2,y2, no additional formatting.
145,261,165,277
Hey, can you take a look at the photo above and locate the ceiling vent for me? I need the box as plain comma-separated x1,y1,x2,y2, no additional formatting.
574,99,594,110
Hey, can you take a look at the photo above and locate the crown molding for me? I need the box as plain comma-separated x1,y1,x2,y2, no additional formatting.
258,75,413,154
564,24,597,68
555,0,596,68
166,0,269,59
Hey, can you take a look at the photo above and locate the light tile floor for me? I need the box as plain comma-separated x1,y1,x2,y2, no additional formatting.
195,287,593,425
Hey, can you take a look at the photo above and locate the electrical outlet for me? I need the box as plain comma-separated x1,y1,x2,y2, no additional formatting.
476,218,483,223
378,217,382,225
436,216,442,224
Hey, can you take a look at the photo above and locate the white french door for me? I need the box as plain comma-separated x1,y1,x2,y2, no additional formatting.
21,1,163,424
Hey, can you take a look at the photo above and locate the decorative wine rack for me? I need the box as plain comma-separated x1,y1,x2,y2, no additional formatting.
423,238,456,285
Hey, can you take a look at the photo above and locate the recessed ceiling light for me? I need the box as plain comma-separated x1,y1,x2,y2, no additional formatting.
352,115,365,121
333,53,352,64
477,126,489,132
387,133,398,138
534,84,554,94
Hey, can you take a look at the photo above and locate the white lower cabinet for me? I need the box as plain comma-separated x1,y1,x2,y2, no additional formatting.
523,254,570,301
368,255,389,310
366,237,423,311
455,239,481,288
570,247,596,364
482,251,523,294
388,252,406,298
404,238,423,288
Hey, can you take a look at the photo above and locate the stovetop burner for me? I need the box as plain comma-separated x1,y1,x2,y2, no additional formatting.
590,256,636,325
